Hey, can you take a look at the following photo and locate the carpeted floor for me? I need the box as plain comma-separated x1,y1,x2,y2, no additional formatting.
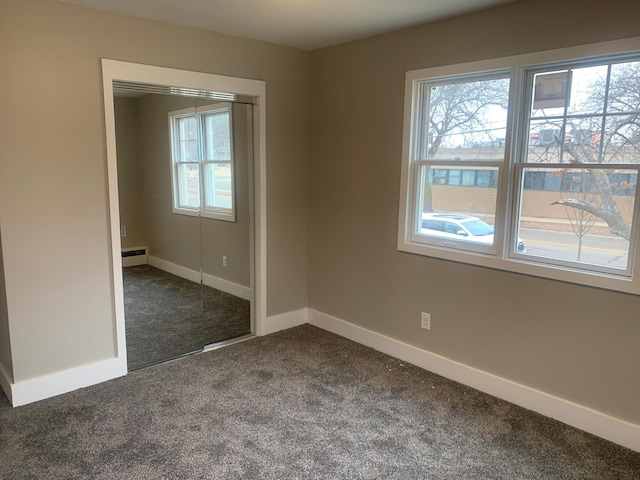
124,265,251,370
0,325,639,479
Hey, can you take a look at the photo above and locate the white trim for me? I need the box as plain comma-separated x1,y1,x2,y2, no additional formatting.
10,357,126,407
147,255,251,299
308,308,640,453
147,255,201,284
102,65,128,370
261,308,308,336
202,273,251,300
101,58,266,364
0,360,13,405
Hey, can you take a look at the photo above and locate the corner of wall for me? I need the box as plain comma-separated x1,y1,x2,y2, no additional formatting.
0,227,14,402
262,308,308,335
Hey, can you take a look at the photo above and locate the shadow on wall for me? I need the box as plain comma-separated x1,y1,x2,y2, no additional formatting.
0,227,14,385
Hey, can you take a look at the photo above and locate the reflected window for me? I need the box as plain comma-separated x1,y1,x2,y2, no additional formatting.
169,104,235,221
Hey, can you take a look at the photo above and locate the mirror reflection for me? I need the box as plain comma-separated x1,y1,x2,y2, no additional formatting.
113,85,253,370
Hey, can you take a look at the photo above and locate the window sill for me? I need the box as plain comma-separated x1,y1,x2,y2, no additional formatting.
397,238,639,296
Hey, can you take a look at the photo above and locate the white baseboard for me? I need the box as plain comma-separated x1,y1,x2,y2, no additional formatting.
262,308,308,336
10,357,127,407
148,256,251,300
0,360,13,405
148,255,200,283
203,273,251,300
308,308,640,453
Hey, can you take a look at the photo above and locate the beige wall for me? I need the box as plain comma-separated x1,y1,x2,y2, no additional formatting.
0,0,309,382
0,230,13,381
309,0,640,425
115,97,147,249
136,93,203,273
200,104,252,286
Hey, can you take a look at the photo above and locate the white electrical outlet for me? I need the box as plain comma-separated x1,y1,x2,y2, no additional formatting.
222,255,227,267
421,312,431,330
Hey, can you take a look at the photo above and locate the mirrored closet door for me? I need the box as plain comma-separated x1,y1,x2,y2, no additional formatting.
113,83,254,370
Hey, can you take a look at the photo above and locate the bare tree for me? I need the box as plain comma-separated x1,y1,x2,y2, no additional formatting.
422,78,509,212
554,170,599,260
547,61,640,241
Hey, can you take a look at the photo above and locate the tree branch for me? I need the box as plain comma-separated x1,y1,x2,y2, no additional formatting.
551,198,631,240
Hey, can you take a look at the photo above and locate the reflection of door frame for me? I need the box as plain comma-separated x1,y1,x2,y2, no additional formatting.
101,59,266,374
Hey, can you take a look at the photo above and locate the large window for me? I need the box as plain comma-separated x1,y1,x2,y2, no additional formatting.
169,103,235,221
399,39,640,294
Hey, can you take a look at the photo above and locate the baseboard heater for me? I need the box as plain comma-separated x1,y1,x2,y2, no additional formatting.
121,246,148,267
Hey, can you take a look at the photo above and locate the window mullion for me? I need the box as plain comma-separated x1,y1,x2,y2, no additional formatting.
502,66,528,260
597,65,613,164
197,112,205,215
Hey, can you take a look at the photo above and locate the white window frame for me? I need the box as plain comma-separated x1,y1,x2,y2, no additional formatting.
398,37,640,295
169,103,236,222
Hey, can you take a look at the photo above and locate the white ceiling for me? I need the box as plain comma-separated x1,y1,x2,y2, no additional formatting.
60,0,518,51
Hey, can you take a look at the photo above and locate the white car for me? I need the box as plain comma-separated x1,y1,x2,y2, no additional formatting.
421,213,526,252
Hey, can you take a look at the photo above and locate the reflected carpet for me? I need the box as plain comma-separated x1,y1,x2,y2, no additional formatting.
124,265,250,370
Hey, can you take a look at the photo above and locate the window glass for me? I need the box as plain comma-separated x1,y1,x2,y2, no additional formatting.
461,170,476,186
203,110,231,160
448,169,462,185
517,167,635,270
169,105,235,220
607,60,640,113
517,58,640,273
174,116,197,162
176,163,200,209
567,65,607,115
422,77,510,160
203,163,233,210
417,165,499,250
476,170,491,187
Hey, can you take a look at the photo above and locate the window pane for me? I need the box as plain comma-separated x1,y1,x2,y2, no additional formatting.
203,109,232,161
174,116,197,162
203,163,232,210
461,170,475,186
607,61,640,114
447,169,461,185
432,169,447,184
516,167,635,270
476,170,491,187
564,117,603,163
567,65,607,116
418,165,498,248
602,114,640,164
177,163,200,209
526,119,563,163
423,77,510,160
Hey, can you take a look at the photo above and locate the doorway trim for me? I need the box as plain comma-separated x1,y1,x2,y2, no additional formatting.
101,59,267,372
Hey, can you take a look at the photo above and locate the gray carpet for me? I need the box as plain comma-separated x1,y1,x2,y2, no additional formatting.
124,265,250,370
0,325,639,479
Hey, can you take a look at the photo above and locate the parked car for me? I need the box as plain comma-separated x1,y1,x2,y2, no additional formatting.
421,213,526,252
